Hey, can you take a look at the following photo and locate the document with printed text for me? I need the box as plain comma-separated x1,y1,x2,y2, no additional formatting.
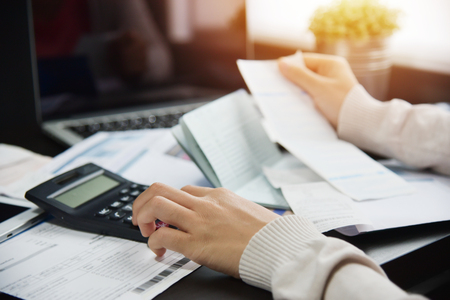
270,160,450,235
2,129,209,202
0,222,199,300
237,57,414,201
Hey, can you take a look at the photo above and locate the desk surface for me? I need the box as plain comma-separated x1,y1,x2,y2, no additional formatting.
2,125,450,299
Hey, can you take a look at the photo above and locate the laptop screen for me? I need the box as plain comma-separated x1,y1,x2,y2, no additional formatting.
31,0,246,121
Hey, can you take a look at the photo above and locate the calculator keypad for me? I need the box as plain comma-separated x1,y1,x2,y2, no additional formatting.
94,183,168,230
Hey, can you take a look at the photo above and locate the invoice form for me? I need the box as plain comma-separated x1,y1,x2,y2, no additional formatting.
0,222,199,300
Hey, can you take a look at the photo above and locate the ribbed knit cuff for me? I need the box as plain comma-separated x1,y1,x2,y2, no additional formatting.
239,215,324,291
337,84,389,153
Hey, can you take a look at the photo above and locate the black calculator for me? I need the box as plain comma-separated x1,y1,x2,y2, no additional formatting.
25,163,169,243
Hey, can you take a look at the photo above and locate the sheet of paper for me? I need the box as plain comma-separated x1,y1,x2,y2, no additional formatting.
283,139,415,200
120,152,211,189
43,129,175,175
181,90,289,208
0,222,199,300
0,144,52,188
3,129,208,201
352,168,450,232
0,144,35,168
237,58,414,201
263,153,322,188
235,174,289,209
281,182,373,233
281,164,450,236
237,59,337,142
178,120,221,187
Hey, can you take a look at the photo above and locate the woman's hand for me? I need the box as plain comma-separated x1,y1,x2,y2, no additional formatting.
278,53,358,128
132,183,280,278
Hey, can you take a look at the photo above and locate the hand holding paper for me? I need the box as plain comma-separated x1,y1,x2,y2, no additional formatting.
278,51,358,128
237,55,414,201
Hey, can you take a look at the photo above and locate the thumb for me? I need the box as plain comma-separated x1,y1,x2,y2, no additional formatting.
278,58,325,98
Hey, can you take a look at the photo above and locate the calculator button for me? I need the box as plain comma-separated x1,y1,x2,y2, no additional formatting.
130,183,139,189
119,188,130,195
119,195,134,202
123,215,133,224
121,204,133,212
110,201,124,208
130,190,141,197
96,208,112,217
110,211,127,220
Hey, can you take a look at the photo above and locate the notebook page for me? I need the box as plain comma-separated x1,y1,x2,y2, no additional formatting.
181,90,288,208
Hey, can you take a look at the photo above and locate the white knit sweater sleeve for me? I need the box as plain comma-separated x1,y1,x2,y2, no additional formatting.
338,85,450,175
239,215,426,300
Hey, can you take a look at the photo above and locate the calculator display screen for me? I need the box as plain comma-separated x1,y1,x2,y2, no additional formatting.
54,175,120,208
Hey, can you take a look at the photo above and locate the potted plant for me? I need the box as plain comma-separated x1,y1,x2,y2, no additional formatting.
309,0,400,100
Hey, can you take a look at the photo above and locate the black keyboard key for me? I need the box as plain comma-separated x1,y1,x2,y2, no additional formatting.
130,190,141,197
120,195,134,202
119,188,130,195
110,201,124,208
96,207,112,217
88,123,100,133
110,211,127,220
121,204,133,212
123,214,133,224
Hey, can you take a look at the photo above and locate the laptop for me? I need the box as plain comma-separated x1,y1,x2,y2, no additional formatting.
0,0,240,242
25,0,233,146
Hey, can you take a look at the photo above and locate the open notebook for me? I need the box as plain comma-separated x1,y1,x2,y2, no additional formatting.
172,90,291,209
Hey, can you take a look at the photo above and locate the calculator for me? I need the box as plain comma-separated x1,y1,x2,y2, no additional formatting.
25,163,169,243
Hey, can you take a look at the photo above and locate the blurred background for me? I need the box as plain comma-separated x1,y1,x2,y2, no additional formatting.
156,0,450,103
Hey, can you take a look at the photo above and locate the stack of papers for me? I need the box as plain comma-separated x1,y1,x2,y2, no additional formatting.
171,56,450,236
237,57,414,201
235,56,449,235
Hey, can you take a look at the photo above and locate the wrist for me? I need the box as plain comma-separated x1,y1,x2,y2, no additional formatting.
239,215,324,291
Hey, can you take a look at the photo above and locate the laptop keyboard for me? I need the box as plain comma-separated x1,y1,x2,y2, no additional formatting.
69,112,184,138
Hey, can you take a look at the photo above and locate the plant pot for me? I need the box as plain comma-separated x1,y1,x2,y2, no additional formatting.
316,37,392,101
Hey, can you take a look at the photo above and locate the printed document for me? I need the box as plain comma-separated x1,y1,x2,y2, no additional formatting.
276,161,450,235
237,57,414,201
0,222,199,300
2,129,209,201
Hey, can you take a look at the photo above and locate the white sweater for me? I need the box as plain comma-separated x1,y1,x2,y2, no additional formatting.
239,85,450,299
